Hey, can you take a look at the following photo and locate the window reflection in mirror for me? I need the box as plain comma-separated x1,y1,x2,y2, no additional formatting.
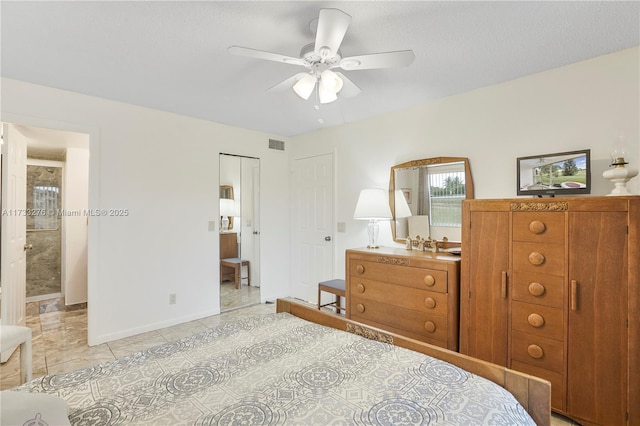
390,157,473,243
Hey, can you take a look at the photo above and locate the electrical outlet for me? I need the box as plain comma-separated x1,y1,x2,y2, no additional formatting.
169,293,176,304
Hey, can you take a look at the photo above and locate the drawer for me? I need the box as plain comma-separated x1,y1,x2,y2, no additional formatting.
349,260,448,293
511,301,564,341
511,360,565,411
512,242,565,276
350,278,448,316
511,331,564,373
512,212,565,244
512,272,564,309
350,296,447,343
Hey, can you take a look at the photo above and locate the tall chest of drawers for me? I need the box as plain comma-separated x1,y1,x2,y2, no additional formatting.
460,197,640,426
346,247,460,350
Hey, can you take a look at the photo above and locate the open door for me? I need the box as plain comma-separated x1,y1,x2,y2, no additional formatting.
1,123,28,362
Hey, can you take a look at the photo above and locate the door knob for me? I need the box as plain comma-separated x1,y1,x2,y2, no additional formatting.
24,243,33,251
325,236,331,241
252,231,260,235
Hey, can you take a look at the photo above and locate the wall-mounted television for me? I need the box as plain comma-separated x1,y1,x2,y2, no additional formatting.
517,149,591,197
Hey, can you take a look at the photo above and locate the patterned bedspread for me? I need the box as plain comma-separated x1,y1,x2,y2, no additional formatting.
14,313,535,425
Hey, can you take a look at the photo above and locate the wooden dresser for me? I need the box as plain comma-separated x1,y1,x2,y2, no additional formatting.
460,196,639,425
346,247,460,350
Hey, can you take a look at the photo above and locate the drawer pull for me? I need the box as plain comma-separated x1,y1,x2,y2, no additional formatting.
529,220,546,234
528,252,545,266
424,297,436,309
527,313,545,328
501,271,507,299
424,274,435,286
357,303,365,313
356,264,365,274
570,280,578,311
527,344,544,359
528,282,546,297
424,321,436,333
356,283,365,293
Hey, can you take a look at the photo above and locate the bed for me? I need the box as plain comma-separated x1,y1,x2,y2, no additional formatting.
7,299,550,425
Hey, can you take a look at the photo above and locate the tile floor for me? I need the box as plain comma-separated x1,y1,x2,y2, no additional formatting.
0,300,577,425
220,280,261,311
0,301,274,391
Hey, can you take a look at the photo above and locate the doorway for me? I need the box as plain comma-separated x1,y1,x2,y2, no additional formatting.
219,153,260,311
1,123,89,362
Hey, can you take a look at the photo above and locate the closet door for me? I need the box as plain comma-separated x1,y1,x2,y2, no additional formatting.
461,207,510,366
567,210,628,425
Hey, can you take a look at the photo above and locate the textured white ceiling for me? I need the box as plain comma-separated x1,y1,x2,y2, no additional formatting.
1,1,638,137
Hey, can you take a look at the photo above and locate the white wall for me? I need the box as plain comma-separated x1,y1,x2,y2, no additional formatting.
1,78,291,345
1,47,637,344
290,47,640,279
64,147,89,305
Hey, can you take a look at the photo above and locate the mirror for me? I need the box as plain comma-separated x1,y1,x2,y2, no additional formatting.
389,157,474,244
219,154,261,312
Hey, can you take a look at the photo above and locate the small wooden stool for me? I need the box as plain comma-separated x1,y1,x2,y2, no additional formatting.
318,279,346,314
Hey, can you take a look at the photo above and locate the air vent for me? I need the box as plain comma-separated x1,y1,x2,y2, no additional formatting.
269,139,285,151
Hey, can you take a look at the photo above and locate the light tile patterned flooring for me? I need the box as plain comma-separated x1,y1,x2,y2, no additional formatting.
0,302,274,391
0,300,578,425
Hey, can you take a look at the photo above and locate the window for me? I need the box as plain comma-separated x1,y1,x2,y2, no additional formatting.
427,163,465,227
33,185,59,229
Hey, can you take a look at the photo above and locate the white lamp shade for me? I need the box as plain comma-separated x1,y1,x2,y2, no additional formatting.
318,70,343,104
353,189,393,220
293,74,316,100
394,190,412,218
220,198,236,217
320,70,343,93
318,84,337,104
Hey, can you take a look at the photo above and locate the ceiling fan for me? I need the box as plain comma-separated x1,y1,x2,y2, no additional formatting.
228,8,415,104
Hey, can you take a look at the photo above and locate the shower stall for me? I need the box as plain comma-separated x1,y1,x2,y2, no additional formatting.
26,160,63,300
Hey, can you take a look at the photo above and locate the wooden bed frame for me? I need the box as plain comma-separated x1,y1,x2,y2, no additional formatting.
277,298,551,426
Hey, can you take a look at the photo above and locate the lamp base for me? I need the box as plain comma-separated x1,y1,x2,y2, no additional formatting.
367,220,380,249
603,165,638,196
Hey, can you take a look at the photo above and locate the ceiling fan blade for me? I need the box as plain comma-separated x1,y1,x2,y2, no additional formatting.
266,73,309,92
228,46,306,67
338,50,415,70
314,9,351,59
334,72,361,98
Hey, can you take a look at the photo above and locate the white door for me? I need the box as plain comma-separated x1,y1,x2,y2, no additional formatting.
1,123,28,362
291,153,334,303
239,156,260,287
251,161,260,287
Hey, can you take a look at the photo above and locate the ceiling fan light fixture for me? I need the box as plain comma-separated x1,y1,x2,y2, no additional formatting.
318,83,338,104
320,69,343,94
293,74,317,100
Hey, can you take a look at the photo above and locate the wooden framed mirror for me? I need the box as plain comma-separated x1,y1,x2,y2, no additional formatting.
389,157,474,244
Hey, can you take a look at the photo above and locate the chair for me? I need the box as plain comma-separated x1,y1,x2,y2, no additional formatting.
0,325,33,383
220,232,250,289
318,279,346,314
